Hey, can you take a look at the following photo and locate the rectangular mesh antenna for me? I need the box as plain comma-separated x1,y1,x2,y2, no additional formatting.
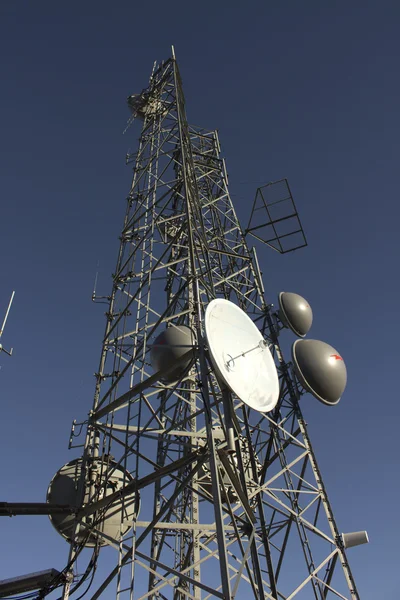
245,178,307,253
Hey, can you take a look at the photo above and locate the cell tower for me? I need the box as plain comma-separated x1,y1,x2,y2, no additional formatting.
0,52,368,600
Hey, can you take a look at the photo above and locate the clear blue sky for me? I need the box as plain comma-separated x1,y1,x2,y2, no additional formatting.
1,1,398,598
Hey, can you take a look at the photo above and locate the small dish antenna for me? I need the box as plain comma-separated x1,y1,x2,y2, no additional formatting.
47,457,139,546
150,325,195,383
278,291,313,337
205,299,279,412
292,339,347,406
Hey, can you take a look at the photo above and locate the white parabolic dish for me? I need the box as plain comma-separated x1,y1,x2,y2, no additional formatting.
205,299,279,412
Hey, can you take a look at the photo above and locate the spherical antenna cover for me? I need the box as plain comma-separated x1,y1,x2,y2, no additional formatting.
150,325,195,383
278,292,313,337
291,339,347,406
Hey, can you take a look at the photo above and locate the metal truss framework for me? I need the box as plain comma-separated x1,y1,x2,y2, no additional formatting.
60,53,361,600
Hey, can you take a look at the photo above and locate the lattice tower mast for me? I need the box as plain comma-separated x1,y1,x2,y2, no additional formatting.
63,52,361,600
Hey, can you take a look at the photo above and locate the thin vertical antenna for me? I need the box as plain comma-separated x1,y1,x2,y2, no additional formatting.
92,262,99,302
171,44,176,59
0,291,15,356
92,262,110,303
0,291,15,337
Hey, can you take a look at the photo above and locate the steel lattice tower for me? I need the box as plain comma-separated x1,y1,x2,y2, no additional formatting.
5,51,362,600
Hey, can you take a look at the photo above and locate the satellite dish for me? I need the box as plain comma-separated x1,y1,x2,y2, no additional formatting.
291,339,347,406
278,292,313,337
205,299,279,412
150,325,195,383
47,457,139,546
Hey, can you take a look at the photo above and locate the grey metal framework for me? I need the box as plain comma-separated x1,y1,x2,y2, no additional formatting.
46,52,360,599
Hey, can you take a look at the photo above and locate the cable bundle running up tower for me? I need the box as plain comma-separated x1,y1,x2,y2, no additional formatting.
0,50,367,600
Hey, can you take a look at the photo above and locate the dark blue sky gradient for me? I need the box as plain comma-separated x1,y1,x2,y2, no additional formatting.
1,2,399,598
